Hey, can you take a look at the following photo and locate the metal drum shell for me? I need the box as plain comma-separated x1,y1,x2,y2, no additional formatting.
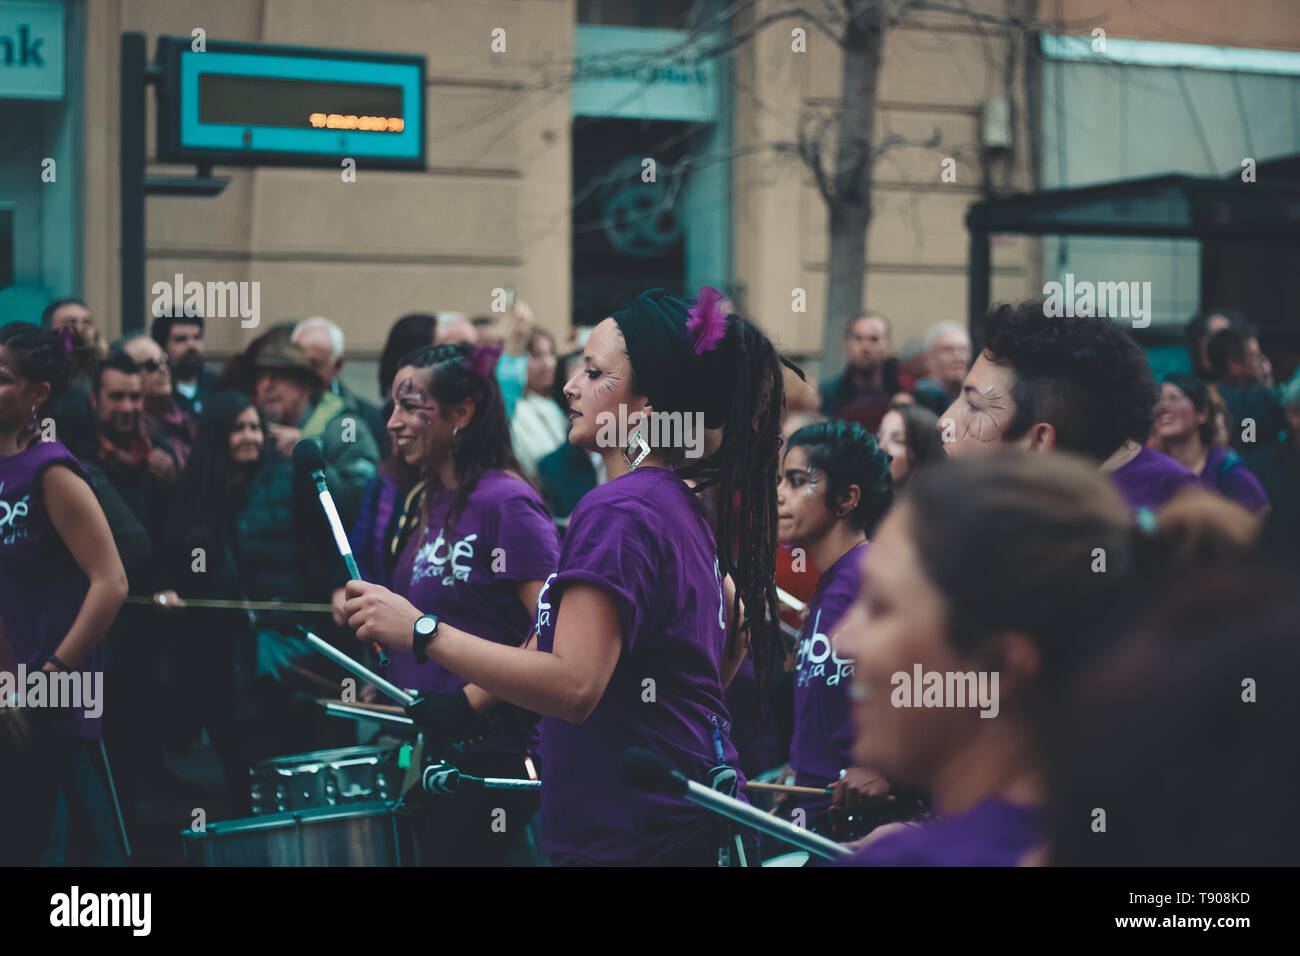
248,745,399,815
181,802,416,866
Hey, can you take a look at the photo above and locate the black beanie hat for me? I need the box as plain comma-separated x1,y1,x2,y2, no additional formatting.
611,288,736,429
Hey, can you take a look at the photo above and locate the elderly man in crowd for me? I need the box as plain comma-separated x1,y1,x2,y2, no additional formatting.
291,316,389,460
912,321,971,413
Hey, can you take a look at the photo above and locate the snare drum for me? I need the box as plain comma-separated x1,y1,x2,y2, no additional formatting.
182,802,416,866
762,851,811,867
249,745,400,815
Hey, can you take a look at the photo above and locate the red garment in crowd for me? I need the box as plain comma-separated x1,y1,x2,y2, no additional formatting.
776,543,820,629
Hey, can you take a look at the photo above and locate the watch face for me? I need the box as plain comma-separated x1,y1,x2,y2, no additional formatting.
415,615,436,636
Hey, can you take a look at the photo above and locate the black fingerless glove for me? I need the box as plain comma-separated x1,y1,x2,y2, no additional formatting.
405,690,478,744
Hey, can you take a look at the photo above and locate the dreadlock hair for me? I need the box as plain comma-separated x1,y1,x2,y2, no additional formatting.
397,343,524,537
0,322,71,432
786,419,894,536
672,314,790,711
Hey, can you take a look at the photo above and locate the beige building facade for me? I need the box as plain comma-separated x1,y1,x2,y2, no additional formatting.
5,0,1296,401
82,0,1042,387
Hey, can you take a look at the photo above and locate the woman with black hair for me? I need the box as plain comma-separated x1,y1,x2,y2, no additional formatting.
344,287,791,865
154,390,338,807
773,420,898,837
0,323,128,864
1150,373,1269,513
334,342,559,864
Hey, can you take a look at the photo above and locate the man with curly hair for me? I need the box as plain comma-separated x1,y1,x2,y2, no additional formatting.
940,302,1198,513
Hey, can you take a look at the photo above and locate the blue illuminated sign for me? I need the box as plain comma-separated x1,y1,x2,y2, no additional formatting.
156,38,425,169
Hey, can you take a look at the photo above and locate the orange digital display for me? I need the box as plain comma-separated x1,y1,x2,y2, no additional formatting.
308,112,404,132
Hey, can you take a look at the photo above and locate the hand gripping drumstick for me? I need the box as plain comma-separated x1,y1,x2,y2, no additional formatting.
296,625,414,707
294,439,389,667
620,748,851,861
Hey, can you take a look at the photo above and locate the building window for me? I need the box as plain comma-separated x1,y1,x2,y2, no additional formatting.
578,0,700,29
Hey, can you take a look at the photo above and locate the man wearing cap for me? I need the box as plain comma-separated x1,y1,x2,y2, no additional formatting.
250,336,380,529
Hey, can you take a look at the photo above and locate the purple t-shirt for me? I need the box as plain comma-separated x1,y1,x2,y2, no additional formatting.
1108,445,1199,514
790,543,865,806
842,798,1042,867
1199,446,1270,512
536,467,743,866
389,470,558,749
0,440,102,740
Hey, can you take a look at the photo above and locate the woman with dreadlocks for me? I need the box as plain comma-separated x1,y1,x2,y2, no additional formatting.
333,342,559,864
344,288,791,865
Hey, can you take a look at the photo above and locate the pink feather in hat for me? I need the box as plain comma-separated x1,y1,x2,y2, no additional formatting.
685,286,728,355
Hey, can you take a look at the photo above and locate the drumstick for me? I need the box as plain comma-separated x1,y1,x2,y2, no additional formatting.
127,596,334,614
289,665,346,693
745,781,832,797
776,587,805,613
315,697,406,715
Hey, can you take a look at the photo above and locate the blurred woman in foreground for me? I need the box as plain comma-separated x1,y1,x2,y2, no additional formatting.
836,454,1137,865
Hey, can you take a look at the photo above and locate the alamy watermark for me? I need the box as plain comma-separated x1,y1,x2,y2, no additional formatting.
1042,273,1151,328
890,664,999,718
595,403,705,459
0,666,103,720
151,272,260,328
50,886,150,935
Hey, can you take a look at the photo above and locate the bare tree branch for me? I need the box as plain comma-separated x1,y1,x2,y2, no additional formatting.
797,109,838,204
869,127,943,160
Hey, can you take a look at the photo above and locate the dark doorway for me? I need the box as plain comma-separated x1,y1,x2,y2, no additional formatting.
572,117,695,324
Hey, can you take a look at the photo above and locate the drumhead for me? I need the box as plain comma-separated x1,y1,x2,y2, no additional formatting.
761,851,811,867
251,745,396,772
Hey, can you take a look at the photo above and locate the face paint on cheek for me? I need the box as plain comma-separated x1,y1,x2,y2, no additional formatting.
593,369,621,397
964,388,1009,443
802,468,822,497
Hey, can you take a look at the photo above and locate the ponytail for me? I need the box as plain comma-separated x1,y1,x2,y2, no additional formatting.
1131,490,1262,594
0,322,72,411
679,316,791,708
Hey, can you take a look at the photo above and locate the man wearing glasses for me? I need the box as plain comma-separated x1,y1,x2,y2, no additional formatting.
123,335,195,472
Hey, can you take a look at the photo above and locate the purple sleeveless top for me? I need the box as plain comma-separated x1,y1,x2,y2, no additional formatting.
0,440,102,740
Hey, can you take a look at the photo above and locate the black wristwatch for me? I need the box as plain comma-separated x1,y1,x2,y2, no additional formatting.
412,613,440,662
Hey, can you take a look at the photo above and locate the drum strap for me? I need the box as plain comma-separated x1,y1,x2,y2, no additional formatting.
705,714,748,867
